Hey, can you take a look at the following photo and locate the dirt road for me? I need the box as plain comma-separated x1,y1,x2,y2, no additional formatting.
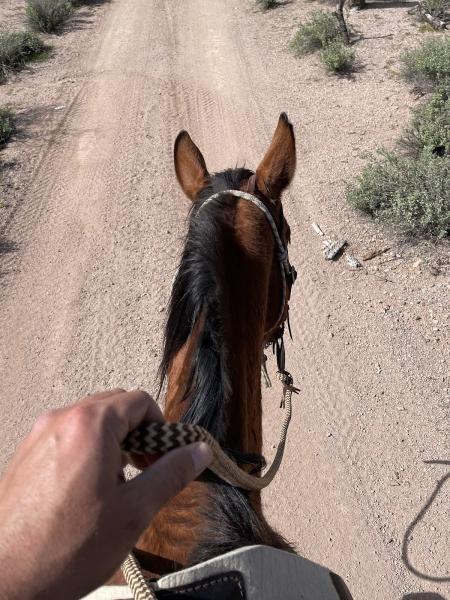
0,1,448,598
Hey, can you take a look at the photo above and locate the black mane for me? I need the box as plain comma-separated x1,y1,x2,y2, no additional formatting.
159,168,253,443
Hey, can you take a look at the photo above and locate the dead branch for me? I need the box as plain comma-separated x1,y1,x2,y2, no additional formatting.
335,0,351,45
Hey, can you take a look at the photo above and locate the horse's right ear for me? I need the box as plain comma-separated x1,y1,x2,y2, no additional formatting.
256,113,296,200
174,131,210,201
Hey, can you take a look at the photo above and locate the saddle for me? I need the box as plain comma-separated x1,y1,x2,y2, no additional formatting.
83,545,353,600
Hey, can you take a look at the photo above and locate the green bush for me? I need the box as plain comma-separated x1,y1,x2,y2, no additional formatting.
26,0,73,33
291,11,341,56
0,31,46,83
420,0,450,19
401,38,450,87
0,108,14,145
320,40,355,72
403,85,450,156
347,150,450,238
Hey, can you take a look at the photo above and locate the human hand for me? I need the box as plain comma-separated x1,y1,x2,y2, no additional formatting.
0,389,212,600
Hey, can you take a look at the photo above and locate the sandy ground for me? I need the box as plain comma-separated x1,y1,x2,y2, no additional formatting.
0,1,449,598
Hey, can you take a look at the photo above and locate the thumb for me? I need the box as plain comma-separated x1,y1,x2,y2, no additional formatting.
125,442,213,524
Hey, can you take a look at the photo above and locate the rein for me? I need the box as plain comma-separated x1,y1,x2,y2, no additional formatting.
120,186,298,599
122,371,297,491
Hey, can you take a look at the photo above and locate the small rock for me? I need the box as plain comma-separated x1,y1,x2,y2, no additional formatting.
312,222,325,236
158,305,165,313
346,254,362,269
323,239,347,261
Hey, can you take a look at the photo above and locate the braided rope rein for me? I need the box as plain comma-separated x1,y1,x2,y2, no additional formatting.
120,371,297,600
122,553,157,600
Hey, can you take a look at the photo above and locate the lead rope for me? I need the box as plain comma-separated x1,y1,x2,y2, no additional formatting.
120,370,298,599
122,553,157,600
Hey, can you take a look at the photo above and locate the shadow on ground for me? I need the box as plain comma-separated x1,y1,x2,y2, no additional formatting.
64,3,111,34
0,238,18,255
74,0,111,4
402,460,450,584
364,0,418,7
403,594,448,600
13,106,58,143
0,237,19,287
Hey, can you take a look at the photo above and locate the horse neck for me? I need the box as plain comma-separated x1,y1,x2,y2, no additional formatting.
135,204,294,570
220,265,266,456
164,228,273,457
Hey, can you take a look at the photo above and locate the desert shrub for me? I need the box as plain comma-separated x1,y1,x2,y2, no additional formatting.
71,0,111,4
401,38,450,87
26,0,73,33
320,40,355,72
420,0,450,19
291,11,341,55
0,31,46,82
402,85,450,156
347,150,450,238
257,0,278,9
0,108,14,145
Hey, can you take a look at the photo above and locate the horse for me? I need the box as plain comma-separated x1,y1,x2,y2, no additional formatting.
130,112,298,576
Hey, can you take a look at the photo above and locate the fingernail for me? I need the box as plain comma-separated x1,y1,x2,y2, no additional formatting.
191,442,213,476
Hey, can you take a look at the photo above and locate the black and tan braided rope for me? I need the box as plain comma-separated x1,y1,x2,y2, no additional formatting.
122,552,158,600
120,371,297,600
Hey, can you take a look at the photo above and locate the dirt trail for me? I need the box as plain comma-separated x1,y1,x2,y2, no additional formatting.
0,1,448,598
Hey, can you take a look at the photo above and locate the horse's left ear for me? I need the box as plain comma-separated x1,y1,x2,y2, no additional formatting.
255,113,296,199
174,131,210,201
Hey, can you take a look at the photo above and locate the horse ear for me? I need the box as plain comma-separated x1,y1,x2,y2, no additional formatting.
256,113,296,199
174,131,210,201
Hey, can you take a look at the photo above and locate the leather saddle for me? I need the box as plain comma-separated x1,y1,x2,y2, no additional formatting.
83,545,353,600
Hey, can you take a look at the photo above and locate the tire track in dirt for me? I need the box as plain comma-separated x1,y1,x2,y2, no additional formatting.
0,84,90,299
56,1,179,396
0,84,87,235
